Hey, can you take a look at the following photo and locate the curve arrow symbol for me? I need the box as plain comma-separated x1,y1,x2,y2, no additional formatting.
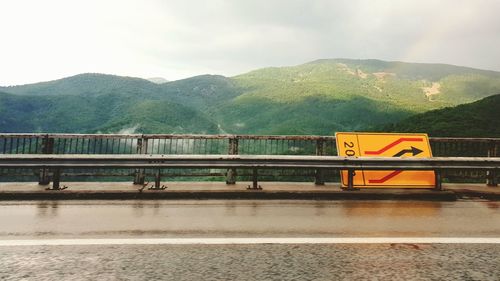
364,137,423,155
393,146,423,157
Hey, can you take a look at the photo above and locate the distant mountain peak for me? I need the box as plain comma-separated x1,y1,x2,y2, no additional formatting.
147,77,169,84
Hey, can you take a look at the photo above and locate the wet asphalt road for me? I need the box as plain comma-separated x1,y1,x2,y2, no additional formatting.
1,244,499,281
1,200,500,238
1,200,499,280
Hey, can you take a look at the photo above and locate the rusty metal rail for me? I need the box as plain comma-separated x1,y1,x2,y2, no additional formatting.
0,154,498,190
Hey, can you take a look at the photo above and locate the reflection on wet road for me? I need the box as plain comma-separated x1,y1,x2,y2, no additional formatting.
0,200,499,238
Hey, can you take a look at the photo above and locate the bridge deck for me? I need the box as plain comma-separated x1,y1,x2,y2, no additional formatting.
0,182,498,201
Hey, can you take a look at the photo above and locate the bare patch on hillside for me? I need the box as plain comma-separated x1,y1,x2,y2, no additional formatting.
337,63,355,75
336,63,367,79
422,82,441,101
373,72,396,80
356,69,367,79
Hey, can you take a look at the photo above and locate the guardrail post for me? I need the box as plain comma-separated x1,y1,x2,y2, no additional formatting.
52,169,61,190
155,169,161,189
315,138,325,185
487,142,498,187
226,137,239,184
434,169,442,191
347,169,355,190
38,135,53,185
133,136,146,185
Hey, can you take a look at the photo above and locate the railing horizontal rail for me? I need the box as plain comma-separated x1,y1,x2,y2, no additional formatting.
1,154,499,170
1,133,499,142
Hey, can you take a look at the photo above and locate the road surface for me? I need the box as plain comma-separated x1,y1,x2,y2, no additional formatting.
1,200,499,280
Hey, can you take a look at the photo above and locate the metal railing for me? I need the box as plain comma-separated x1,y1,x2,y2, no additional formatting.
0,154,498,190
0,134,498,186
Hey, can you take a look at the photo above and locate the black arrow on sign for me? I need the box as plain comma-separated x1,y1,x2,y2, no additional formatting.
393,146,423,157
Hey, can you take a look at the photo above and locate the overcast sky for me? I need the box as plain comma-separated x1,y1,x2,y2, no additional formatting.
1,0,499,86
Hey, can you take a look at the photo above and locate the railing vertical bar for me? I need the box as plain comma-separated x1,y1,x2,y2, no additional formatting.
115,138,120,154
14,138,19,154
84,138,89,154
53,138,58,154
108,139,113,154
21,138,26,154
75,138,80,154
8,138,13,154
35,137,40,153
85,138,90,154
63,138,67,154
98,138,102,154
8,137,12,154
104,139,108,154
93,138,97,154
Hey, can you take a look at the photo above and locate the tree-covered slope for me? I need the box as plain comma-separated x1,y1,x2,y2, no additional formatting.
212,59,500,134
1,59,499,135
0,91,219,134
379,94,500,137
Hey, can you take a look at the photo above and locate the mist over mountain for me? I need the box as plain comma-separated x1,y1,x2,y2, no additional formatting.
1,59,499,136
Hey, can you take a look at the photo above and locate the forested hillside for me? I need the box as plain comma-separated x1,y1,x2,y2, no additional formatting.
379,94,500,137
1,59,499,135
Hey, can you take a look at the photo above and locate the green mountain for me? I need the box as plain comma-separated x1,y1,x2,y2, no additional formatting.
1,59,500,135
212,59,500,134
378,94,500,137
0,88,219,134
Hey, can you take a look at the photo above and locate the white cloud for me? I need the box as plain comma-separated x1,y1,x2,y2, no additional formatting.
1,0,499,86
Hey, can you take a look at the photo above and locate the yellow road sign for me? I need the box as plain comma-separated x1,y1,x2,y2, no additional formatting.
335,132,435,188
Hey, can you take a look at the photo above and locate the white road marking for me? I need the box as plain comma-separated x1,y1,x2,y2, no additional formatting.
0,237,499,246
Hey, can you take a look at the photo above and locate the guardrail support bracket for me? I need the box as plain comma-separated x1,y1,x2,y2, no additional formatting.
344,169,359,191
148,169,167,190
247,169,262,190
45,169,68,190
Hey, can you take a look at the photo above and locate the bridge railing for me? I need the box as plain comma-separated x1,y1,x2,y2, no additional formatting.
0,134,498,185
1,154,499,190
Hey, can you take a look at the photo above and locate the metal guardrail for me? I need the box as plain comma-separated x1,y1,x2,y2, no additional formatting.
0,134,499,185
0,154,498,190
